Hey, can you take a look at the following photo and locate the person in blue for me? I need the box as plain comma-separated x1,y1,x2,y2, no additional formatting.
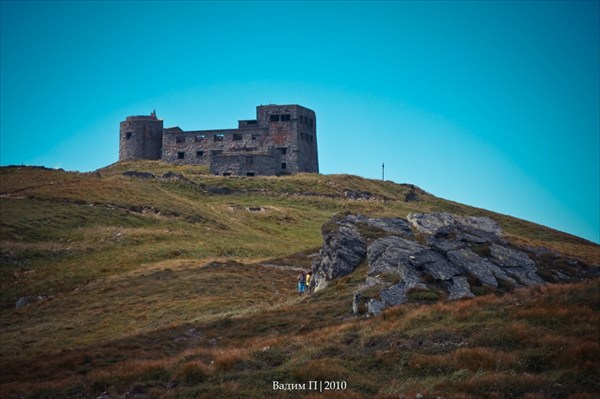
297,271,306,296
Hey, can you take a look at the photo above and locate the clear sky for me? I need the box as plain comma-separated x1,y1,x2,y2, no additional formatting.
1,1,599,243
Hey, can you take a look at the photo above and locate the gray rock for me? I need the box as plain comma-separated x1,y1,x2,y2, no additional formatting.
490,244,544,286
343,189,373,201
380,283,410,307
346,215,414,237
447,248,516,288
352,292,362,315
426,235,464,253
447,276,475,300
408,212,501,236
15,297,29,308
408,212,460,235
312,219,367,291
312,212,580,316
410,249,461,280
367,299,385,315
367,236,425,281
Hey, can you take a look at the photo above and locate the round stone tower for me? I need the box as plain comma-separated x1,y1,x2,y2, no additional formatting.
119,111,164,161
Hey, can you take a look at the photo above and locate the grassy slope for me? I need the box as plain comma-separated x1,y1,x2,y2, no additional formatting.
0,162,598,398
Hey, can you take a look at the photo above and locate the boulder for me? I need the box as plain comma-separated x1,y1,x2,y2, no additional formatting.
447,248,515,288
312,212,584,316
446,276,475,300
312,216,367,291
347,214,414,237
367,236,425,282
410,249,460,280
489,244,543,285
408,212,502,236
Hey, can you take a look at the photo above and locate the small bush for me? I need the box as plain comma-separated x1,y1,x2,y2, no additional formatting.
176,361,209,385
213,349,247,372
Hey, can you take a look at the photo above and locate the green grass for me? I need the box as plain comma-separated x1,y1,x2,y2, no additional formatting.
1,162,599,398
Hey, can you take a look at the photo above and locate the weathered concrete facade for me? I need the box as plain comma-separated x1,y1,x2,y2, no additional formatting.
119,104,318,176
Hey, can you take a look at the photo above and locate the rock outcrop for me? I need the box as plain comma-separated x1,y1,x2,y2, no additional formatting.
312,212,597,315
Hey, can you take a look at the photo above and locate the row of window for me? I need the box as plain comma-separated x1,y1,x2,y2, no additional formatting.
299,115,314,128
300,132,314,143
269,114,291,122
176,151,287,170
176,147,287,159
268,114,314,128
176,133,261,144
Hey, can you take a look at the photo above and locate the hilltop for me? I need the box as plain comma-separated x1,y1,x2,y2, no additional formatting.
0,161,598,398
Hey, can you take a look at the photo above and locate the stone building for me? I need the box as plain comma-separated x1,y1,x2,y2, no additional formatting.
119,104,318,176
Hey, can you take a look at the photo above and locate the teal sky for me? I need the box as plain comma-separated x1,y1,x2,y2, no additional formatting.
1,1,599,243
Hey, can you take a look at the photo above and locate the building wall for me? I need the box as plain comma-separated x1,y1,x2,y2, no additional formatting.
210,148,282,176
120,104,318,175
119,116,164,161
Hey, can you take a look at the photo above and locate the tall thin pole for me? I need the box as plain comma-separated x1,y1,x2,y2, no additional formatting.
382,162,385,181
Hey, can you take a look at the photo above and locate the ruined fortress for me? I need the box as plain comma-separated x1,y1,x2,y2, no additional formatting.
119,104,318,176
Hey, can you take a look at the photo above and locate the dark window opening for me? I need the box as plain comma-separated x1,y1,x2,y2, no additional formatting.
214,134,224,142
278,147,287,155
195,134,207,142
177,152,185,159
281,162,287,170
176,136,185,144
196,150,204,157
223,172,232,176
233,133,243,141
309,135,313,143
299,116,304,123
270,114,280,122
281,114,291,121
309,118,313,128
125,132,132,140
246,120,257,125
300,132,305,140
246,172,255,177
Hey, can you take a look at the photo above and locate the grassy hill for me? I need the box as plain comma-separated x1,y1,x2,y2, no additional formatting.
0,162,598,398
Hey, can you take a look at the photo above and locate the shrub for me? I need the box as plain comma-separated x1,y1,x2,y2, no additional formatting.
176,361,209,385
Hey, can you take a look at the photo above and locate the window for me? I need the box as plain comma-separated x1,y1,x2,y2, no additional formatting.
223,172,232,176
299,115,304,123
195,134,206,142
176,136,185,144
278,147,287,155
246,120,257,125
214,134,224,142
196,150,204,157
309,135,313,143
300,132,305,140
233,133,243,141
281,162,287,170
246,172,255,177
125,132,132,140
281,114,291,121
270,114,280,122
177,152,185,159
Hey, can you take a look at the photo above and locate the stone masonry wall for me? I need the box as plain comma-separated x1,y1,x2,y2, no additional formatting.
119,104,318,176
119,116,163,161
